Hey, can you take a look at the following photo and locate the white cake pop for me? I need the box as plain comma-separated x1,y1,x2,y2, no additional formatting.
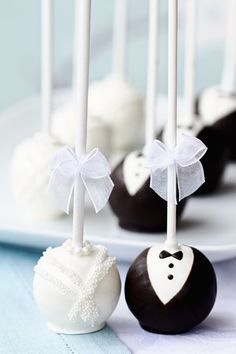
198,86,236,124
88,74,144,152
198,0,236,124
52,102,111,155
34,0,121,335
10,133,64,221
87,0,144,153
34,240,121,334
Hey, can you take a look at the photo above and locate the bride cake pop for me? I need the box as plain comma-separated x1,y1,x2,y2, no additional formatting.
109,0,187,233
34,0,120,334
125,1,217,334
197,0,236,161
10,0,64,221
163,0,229,195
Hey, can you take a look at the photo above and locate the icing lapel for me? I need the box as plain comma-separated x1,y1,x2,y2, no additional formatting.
147,245,194,305
123,151,150,195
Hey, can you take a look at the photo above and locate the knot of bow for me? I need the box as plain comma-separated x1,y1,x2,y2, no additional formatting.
48,146,114,213
146,134,207,204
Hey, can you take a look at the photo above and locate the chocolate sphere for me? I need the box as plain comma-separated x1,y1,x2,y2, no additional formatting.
109,152,187,233
125,245,217,334
213,110,236,161
195,124,229,195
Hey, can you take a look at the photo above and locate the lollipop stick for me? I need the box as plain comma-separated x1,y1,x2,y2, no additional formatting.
166,0,178,247
112,0,127,77
72,0,91,250
183,0,197,125
41,0,53,135
222,0,236,93
145,0,159,147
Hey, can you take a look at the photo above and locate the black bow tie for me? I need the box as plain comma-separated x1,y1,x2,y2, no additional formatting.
159,250,183,261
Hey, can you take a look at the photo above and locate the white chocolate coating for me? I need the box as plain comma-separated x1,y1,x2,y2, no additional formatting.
10,133,64,221
123,150,149,195
199,86,236,124
33,240,121,334
147,244,194,305
52,103,111,156
88,74,144,152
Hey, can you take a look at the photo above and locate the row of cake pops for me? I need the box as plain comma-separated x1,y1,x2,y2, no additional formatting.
10,0,143,221
10,0,236,227
33,0,217,335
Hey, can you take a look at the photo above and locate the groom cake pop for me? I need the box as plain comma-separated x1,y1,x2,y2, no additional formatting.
125,0,217,334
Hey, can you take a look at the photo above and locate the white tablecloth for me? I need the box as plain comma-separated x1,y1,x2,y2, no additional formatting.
109,259,236,354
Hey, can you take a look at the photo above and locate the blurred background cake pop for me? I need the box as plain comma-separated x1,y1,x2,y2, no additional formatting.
10,0,64,221
125,1,217,334
109,0,187,233
88,0,144,154
197,0,236,161
163,0,229,195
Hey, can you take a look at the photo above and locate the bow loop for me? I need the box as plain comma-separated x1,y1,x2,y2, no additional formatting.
48,146,114,214
146,134,207,204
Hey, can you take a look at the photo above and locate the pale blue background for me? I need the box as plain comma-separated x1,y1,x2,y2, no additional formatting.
0,0,227,111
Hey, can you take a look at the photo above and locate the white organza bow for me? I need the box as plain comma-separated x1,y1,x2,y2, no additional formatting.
48,146,114,213
146,134,207,204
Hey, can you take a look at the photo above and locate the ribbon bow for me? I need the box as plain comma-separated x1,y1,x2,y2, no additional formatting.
159,250,183,261
48,146,114,213
146,134,207,204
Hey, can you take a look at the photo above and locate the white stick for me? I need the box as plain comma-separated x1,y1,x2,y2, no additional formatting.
145,0,159,147
166,0,178,247
72,0,91,250
222,0,236,93
112,0,127,77
183,0,197,125
41,0,53,135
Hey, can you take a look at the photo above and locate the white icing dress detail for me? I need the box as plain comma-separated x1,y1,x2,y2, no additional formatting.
34,240,115,327
147,245,194,305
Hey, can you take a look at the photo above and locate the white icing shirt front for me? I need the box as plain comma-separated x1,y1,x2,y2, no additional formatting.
147,245,194,305
123,151,150,195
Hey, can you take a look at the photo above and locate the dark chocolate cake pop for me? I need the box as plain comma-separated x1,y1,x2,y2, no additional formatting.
109,151,187,233
194,124,229,195
125,244,217,334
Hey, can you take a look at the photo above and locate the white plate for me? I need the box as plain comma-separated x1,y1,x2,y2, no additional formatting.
0,91,236,263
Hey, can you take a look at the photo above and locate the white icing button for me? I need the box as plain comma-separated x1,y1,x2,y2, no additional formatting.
147,245,194,305
123,151,150,196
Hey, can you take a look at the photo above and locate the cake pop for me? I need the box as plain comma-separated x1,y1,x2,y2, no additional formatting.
163,0,229,195
10,0,64,221
109,0,187,233
34,0,120,334
52,102,111,156
88,0,144,153
197,0,236,161
125,1,217,334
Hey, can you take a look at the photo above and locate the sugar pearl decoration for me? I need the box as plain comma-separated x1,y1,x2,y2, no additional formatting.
10,132,64,221
33,240,121,334
88,74,144,152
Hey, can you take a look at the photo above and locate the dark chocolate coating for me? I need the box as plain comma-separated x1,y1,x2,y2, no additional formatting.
125,247,217,334
195,125,229,195
109,159,187,233
213,110,236,161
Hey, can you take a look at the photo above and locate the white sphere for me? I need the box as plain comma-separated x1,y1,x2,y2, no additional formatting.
10,132,64,221
199,86,236,124
33,240,121,334
52,103,111,156
88,74,144,152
